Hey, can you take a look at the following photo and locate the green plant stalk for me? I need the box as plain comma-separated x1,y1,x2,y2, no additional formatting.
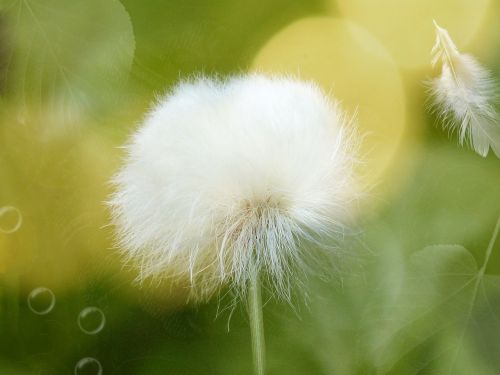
479,215,500,276
248,270,266,375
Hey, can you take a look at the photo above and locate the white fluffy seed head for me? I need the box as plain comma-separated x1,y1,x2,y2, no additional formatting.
109,74,360,302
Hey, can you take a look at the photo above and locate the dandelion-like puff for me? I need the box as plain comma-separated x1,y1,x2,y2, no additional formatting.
108,74,361,302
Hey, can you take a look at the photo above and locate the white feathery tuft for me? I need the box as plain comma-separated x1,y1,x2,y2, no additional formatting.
429,20,500,157
108,74,360,302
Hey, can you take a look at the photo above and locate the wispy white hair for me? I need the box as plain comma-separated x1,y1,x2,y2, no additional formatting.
109,74,360,301
429,21,500,157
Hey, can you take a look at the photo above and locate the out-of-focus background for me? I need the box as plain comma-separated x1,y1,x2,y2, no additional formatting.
1,0,499,374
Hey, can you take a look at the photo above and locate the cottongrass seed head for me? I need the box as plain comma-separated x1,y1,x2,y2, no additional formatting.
109,74,361,302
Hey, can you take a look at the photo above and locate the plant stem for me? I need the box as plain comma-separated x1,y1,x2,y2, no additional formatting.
248,270,266,375
479,215,500,275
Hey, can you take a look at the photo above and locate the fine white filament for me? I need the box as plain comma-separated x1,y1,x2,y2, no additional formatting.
109,75,359,301
429,21,500,157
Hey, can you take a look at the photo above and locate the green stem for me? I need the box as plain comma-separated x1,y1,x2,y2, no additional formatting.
248,270,266,375
479,215,500,275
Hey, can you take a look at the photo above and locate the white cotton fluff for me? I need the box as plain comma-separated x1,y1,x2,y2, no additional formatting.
109,75,360,301
429,21,500,157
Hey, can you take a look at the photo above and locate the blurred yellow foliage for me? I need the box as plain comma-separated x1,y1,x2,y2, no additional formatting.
0,111,117,292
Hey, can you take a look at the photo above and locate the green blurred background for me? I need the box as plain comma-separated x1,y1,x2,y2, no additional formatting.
0,0,499,374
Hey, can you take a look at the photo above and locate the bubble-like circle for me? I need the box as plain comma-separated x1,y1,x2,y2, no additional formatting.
74,357,102,375
0,206,23,234
27,287,56,315
77,307,106,335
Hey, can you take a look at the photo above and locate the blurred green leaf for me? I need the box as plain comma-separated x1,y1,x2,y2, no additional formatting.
372,239,500,375
1,0,134,123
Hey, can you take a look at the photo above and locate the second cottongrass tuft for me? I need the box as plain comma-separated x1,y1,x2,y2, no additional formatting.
429,21,500,158
109,74,361,302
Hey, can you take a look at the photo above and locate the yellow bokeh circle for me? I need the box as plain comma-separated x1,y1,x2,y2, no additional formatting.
334,0,491,68
252,17,411,199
